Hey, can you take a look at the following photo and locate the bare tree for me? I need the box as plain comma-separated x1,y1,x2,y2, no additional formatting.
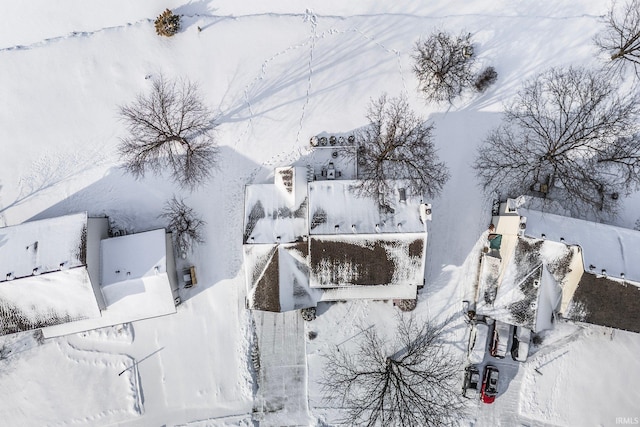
160,196,206,254
413,30,476,103
353,94,449,206
474,66,640,214
595,0,640,76
118,75,218,189
320,314,466,427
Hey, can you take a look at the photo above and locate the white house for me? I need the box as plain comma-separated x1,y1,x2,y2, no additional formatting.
0,213,178,338
475,200,640,334
243,166,431,312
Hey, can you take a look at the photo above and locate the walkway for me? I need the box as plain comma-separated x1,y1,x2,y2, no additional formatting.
253,310,312,426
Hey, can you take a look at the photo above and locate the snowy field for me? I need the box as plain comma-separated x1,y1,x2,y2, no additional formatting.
1,1,640,426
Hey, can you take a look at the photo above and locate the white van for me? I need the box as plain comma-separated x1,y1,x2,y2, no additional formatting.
468,322,490,364
490,321,511,359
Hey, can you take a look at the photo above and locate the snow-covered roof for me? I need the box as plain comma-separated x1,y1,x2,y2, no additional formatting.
309,234,425,290
100,228,169,286
42,229,176,338
0,267,100,335
308,180,426,235
243,169,428,311
476,236,576,332
0,212,88,282
243,242,318,312
0,213,103,335
244,166,309,244
521,208,640,283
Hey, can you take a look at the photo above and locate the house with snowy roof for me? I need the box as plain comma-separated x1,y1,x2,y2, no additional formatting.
520,208,640,334
0,212,178,338
475,199,640,334
242,166,431,312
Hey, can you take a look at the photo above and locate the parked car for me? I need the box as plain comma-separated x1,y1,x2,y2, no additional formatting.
511,326,531,362
462,365,480,398
481,365,499,404
467,322,490,364
490,320,511,359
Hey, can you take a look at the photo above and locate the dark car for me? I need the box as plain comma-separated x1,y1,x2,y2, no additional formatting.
462,365,480,398
481,365,499,404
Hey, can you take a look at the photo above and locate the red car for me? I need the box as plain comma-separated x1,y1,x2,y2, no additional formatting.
481,365,499,404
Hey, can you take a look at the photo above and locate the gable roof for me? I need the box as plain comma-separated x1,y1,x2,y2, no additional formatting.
244,242,317,312
520,208,640,283
0,213,102,335
0,212,88,282
308,180,426,235
0,268,100,335
565,273,640,333
492,204,640,333
308,234,425,288
476,236,573,332
243,168,430,312
243,166,309,244
42,229,177,338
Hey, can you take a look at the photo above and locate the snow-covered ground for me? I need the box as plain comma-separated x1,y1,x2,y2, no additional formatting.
1,1,640,426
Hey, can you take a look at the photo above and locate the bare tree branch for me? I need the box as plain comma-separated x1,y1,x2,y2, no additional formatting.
350,94,450,206
474,66,640,215
595,0,640,77
413,30,476,103
118,75,219,189
159,196,206,253
320,314,466,427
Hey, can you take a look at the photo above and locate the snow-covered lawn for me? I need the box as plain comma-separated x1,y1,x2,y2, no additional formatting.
1,1,640,426
0,333,142,426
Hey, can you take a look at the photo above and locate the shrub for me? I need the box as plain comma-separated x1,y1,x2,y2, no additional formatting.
155,9,180,37
301,307,317,321
474,66,498,92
